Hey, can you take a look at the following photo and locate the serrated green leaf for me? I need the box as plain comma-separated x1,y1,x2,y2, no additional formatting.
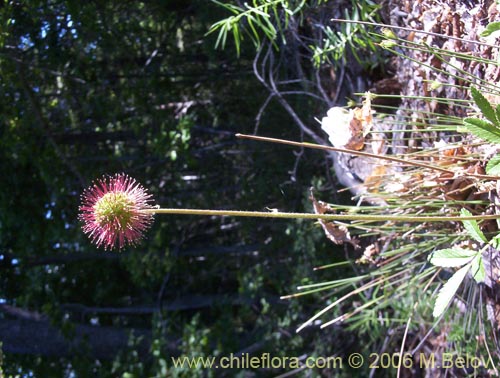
470,87,498,126
464,117,500,144
496,104,500,124
433,263,471,318
480,21,500,37
460,208,487,243
429,248,477,267
471,254,485,283
486,154,500,175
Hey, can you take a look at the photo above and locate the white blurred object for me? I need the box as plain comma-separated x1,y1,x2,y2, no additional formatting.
321,107,355,148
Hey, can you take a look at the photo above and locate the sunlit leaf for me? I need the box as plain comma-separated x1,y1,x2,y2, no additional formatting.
429,248,477,267
486,154,500,175
470,87,498,126
433,263,471,318
492,234,500,250
480,21,500,37
460,208,487,243
463,117,500,144
470,254,485,283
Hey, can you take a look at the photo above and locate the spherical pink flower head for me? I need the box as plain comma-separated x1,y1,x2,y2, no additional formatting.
79,174,156,250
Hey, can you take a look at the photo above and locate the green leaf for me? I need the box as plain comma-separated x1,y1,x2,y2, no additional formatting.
492,234,500,250
487,155,500,175
486,154,500,175
463,117,500,144
470,87,498,126
460,208,487,243
429,248,477,267
232,25,241,56
480,21,500,37
470,254,485,283
495,103,500,124
433,263,471,318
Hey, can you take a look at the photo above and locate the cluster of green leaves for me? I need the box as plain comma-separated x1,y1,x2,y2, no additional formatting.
463,87,500,174
207,0,310,56
207,0,383,73
428,209,487,318
311,0,381,68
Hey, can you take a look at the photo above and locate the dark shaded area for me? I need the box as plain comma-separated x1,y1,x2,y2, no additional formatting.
0,317,151,360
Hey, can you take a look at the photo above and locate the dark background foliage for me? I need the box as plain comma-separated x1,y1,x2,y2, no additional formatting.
0,1,380,376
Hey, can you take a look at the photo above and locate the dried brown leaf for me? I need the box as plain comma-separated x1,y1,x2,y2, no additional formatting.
310,190,360,248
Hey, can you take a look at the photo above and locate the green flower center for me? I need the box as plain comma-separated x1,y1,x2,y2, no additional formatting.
94,191,134,229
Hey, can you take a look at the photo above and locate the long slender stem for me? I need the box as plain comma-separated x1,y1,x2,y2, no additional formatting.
141,208,500,222
235,133,500,180
237,133,453,173
330,18,499,49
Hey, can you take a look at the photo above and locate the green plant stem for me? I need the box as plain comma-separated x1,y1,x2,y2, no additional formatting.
141,208,500,222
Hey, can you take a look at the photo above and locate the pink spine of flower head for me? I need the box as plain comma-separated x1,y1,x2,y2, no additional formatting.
78,173,156,250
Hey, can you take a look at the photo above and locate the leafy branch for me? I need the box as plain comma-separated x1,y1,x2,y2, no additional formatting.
311,2,381,67
206,0,307,56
